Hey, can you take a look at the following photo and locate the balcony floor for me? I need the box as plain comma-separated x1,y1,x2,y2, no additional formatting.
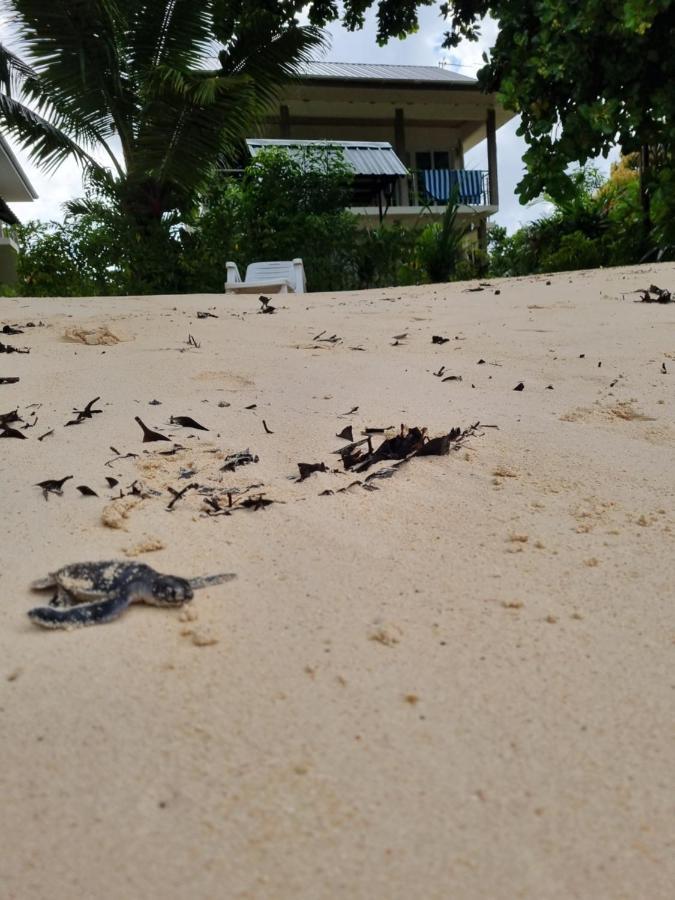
348,204,498,225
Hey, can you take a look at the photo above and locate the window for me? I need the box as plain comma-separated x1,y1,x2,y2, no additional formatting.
415,150,451,171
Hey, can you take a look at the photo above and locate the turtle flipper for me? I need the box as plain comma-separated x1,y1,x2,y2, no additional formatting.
188,573,237,590
28,592,131,629
30,576,57,591
49,587,78,608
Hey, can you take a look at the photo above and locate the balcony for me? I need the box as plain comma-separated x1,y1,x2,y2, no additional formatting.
404,169,491,208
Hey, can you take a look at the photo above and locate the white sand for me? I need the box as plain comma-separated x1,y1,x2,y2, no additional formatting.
1,264,674,899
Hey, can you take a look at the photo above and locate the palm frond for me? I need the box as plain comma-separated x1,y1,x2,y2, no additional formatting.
121,0,213,82
7,0,133,162
0,42,37,95
219,23,327,111
0,90,109,176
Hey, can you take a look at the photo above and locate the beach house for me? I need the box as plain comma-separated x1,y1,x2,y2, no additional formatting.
243,62,516,245
0,134,37,283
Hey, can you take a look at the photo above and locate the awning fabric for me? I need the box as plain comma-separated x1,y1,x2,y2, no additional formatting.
245,138,407,177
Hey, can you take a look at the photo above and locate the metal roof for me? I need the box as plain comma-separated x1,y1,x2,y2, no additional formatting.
246,139,408,177
295,61,476,86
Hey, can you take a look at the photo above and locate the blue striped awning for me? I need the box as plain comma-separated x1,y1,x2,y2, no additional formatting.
422,170,484,205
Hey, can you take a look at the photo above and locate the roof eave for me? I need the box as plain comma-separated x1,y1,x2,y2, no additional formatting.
296,77,480,92
0,134,38,201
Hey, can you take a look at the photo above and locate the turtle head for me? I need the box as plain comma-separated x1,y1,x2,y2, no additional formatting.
151,575,193,606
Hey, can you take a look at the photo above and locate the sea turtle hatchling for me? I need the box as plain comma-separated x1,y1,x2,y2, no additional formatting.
27,560,235,629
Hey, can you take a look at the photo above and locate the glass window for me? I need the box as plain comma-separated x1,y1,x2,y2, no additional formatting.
415,151,431,170
433,151,450,170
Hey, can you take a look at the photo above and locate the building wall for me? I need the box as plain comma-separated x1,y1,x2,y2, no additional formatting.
262,117,467,170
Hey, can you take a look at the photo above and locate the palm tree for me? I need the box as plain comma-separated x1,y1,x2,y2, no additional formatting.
0,1,325,223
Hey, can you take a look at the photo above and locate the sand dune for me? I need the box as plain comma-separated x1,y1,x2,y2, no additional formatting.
1,263,674,899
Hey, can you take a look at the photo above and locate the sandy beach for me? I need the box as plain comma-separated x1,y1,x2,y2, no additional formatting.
1,263,674,899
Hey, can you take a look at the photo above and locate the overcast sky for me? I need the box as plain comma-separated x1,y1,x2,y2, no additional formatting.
4,4,618,231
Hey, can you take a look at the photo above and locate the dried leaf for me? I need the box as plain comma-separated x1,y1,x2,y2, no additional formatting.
36,475,73,499
0,424,26,439
134,416,170,442
297,462,328,481
170,415,209,431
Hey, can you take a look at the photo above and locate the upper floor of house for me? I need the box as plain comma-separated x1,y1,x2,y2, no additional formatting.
249,61,516,225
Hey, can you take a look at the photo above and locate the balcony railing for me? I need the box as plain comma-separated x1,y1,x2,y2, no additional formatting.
396,169,490,208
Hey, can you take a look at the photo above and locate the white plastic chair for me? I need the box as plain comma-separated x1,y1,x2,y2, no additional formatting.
225,258,306,294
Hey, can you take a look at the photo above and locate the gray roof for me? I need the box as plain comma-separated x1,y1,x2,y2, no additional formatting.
295,61,476,85
246,139,408,177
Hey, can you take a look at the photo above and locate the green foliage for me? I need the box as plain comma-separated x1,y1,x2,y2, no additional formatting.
355,223,420,288
15,206,184,297
487,163,648,277
182,146,362,293
12,143,489,296
0,1,325,225
414,192,467,282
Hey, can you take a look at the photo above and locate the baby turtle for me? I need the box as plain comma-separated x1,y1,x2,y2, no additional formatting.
27,560,235,629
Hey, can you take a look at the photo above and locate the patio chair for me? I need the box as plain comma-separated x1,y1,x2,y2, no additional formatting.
225,258,306,294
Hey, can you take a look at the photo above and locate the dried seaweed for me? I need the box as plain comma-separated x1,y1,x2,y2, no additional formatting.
186,333,200,348
0,408,20,426
37,429,54,441
170,415,209,431
167,482,198,510
1,325,23,335
36,475,73,499
220,449,258,472
442,375,462,382
262,419,274,434
134,416,170,442
432,335,450,344
0,377,20,384
238,494,274,510
156,445,186,456
337,422,487,475
297,462,328,481
258,296,275,314
0,342,29,354
66,396,102,426
513,382,525,391
637,284,672,304
106,477,119,488
336,425,353,441
339,406,359,417
197,311,218,319
77,485,98,497
0,424,26,439
104,449,138,467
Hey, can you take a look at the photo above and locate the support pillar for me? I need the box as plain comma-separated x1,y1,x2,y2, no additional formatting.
394,107,410,206
280,105,291,138
486,109,498,207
